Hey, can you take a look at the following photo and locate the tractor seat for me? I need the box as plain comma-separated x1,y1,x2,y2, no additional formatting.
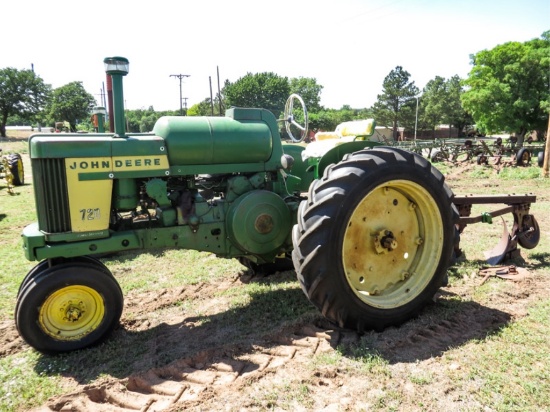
303,119,375,161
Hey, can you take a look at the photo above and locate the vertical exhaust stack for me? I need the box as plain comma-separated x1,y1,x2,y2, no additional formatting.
106,74,114,132
103,57,129,137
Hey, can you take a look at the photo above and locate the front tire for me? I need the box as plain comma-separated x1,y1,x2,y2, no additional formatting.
292,147,457,332
15,263,123,354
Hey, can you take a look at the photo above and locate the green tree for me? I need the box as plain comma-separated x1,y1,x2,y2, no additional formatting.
306,106,374,134
444,75,473,137
420,76,447,138
125,107,179,132
373,66,419,140
45,81,95,131
289,77,323,112
188,97,224,116
410,75,472,139
461,31,550,143
222,72,290,118
0,67,51,137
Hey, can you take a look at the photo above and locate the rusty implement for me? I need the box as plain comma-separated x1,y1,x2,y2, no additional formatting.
453,194,539,264
483,218,514,265
479,265,530,285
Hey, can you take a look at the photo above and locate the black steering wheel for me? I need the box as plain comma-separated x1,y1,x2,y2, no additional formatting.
284,94,308,143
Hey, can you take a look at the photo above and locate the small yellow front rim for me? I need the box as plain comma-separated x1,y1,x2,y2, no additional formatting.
342,180,444,309
39,285,105,341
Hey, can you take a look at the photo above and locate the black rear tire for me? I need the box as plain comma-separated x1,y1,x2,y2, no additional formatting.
292,147,457,332
7,153,24,186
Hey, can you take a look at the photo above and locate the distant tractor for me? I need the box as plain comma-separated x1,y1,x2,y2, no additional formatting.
1,149,24,191
53,121,71,133
16,57,540,354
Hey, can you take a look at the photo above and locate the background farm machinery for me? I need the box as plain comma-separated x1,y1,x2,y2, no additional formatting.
0,149,24,192
387,136,546,167
15,57,541,354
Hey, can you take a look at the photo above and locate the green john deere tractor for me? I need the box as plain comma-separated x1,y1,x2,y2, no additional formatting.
16,57,538,354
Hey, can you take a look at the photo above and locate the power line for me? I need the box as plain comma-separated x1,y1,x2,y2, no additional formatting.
170,74,190,115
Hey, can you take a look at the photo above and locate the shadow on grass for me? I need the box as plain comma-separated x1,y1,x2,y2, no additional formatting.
32,284,314,383
526,252,550,270
32,279,512,383
332,290,512,364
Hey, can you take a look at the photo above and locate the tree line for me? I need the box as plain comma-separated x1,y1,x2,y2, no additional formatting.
1,31,548,142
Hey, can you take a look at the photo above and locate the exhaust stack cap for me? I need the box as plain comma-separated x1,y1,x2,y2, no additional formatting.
104,57,129,76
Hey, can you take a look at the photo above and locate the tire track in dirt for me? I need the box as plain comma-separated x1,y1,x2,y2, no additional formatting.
0,320,25,357
31,291,523,412
31,324,352,411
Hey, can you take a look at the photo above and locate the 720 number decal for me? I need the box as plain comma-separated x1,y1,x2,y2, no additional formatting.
80,208,101,221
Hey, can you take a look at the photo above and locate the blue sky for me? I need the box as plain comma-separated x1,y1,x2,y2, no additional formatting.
3,0,549,111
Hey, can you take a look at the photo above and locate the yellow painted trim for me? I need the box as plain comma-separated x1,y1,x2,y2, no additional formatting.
66,158,113,232
65,155,169,232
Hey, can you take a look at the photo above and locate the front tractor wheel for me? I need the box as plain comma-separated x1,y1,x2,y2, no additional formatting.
15,263,123,354
292,147,457,332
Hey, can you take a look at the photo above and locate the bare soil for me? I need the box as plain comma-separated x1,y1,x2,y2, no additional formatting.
2,132,549,411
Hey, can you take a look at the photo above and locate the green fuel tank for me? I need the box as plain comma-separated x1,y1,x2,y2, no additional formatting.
153,109,275,165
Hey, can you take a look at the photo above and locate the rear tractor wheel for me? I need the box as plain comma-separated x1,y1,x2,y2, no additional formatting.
292,147,457,332
7,153,24,186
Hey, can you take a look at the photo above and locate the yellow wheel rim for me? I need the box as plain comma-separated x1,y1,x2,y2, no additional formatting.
17,160,23,182
39,285,105,341
342,180,444,309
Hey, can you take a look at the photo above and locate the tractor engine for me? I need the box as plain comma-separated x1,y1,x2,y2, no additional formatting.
24,108,299,266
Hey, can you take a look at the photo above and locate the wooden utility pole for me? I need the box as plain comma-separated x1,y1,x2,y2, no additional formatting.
543,113,550,177
170,74,190,116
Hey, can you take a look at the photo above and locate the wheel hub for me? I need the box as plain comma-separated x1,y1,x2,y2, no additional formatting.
374,229,398,254
342,180,444,308
65,304,84,322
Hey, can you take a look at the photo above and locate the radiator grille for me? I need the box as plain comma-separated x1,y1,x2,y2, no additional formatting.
32,159,71,233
